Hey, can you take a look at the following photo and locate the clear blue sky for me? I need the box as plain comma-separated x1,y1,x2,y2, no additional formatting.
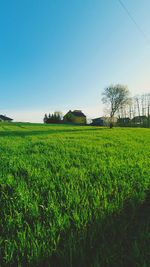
0,0,150,122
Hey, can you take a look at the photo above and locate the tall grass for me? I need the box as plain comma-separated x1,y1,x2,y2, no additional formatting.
0,123,150,266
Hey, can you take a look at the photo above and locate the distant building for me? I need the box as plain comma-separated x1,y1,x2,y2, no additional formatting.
91,117,112,126
91,117,105,126
131,116,147,124
0,115,13,122
117,117,130,125
63,110,86,125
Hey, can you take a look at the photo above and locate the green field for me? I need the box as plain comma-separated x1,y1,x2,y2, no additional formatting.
0,123,150,267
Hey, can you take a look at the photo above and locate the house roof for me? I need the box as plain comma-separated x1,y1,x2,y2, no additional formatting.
92,117,107,121
131,115,147,121
64,110,86,118
71,110,86,117
0,115,13,121
132,115,147,119
92,117,102,120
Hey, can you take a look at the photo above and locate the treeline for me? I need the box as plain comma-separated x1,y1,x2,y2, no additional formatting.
44,111,62,124
117,93,150,127
102,85,150,128
43,88,150,128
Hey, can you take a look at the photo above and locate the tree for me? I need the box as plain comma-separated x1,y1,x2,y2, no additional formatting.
54,111,63,120
43,111,63,124
43,113,48,123
102,84,130,128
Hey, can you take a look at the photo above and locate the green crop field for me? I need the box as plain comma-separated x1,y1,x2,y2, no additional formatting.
0,123,150,267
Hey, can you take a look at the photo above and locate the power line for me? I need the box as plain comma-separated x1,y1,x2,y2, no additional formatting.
118,0,150,46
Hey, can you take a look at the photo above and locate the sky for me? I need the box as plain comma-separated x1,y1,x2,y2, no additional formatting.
0,0,150,122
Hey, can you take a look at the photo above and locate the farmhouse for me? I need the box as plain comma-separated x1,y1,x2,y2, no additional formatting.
117,117,130,125
63,110,86,124
131,116,147,124
91,117,105,126
0,115,13,122
91,117,110,126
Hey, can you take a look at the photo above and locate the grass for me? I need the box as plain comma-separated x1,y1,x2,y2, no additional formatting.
0,122,150,266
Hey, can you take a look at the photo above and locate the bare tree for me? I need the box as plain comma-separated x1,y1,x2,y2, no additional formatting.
147,93,150,127
102,84,130,128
